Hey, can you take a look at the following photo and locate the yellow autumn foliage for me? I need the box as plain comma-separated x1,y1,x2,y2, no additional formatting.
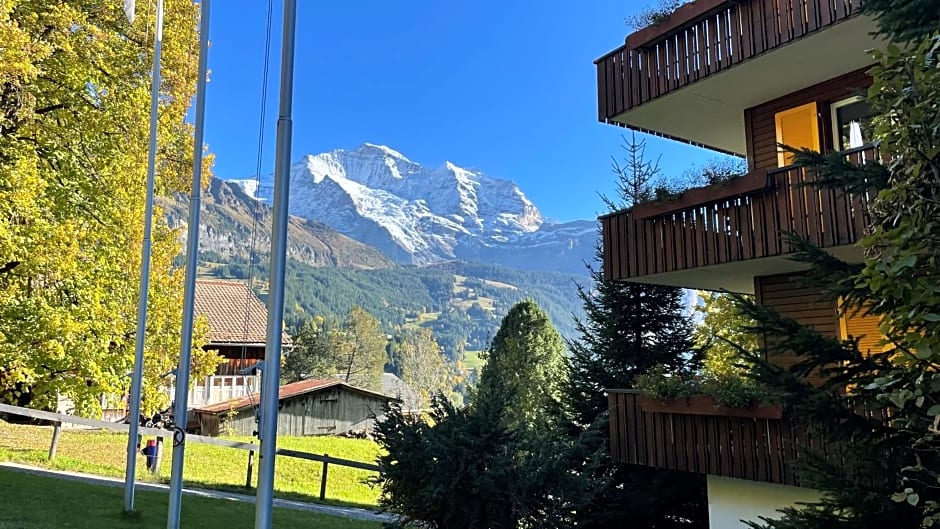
0,0,220,415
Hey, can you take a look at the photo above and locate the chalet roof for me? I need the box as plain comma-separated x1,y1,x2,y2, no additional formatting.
194,279,291,346
194,378,395,415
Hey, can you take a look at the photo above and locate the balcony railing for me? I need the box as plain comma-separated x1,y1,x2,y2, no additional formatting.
596,0,861,122
168,375,261,407
608,390,887,486
601,146,875,282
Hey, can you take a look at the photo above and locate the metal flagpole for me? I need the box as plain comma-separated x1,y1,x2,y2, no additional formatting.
254,0,297,527
123,0,136,24
165,0,211,527
123,0,164,513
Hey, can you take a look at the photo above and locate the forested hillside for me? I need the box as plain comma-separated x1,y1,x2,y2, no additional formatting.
201,254,587,360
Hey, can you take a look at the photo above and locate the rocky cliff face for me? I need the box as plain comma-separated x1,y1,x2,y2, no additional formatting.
228,143,596,274
163,178,393,270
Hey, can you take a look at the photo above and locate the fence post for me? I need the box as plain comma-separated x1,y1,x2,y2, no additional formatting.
152,437,164,475
246,450,255,488
319,455,329,501
48,421,62,460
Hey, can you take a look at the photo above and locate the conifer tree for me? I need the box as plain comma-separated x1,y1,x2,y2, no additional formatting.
375,300,604,529
728,5,940,526
565,133,708,528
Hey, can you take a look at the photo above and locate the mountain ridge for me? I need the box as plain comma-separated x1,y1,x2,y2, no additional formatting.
163,178,394,270
227,143,596,275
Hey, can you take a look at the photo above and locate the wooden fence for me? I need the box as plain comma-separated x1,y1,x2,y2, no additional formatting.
596,0,862,121
0,402,379,502
601,145,875,282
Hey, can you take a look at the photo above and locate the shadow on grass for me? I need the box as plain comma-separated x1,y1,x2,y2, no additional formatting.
180,478,383,511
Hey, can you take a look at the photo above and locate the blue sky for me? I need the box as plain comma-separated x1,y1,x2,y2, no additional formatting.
202,1,725,222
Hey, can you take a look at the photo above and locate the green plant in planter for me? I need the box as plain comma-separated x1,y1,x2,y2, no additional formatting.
684,158,748,187
625,0,692,31
636,368,771,408
699,374,771,408
652,185,682,203
635,366,697,401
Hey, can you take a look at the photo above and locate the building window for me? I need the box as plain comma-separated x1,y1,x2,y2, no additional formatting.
774,102,821,167
831,96,874,151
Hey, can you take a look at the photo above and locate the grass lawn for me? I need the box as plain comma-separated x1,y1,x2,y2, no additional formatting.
462,350,486,371
0,468,380,529
0,420,382,509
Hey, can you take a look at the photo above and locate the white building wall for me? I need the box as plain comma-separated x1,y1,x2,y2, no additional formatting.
708,476,820,528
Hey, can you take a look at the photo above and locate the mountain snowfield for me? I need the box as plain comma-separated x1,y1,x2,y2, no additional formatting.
229,143,596,274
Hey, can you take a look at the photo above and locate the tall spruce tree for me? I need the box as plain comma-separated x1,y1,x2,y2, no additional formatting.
565,133,708,528
375,299,604,529
727,5,940,527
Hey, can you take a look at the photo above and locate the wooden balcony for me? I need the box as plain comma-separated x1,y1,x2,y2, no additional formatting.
600,146,875,288
596,0,862,126
608,390,887,486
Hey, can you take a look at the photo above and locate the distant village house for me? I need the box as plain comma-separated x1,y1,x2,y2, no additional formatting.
192,378,396,437
180,279,293,407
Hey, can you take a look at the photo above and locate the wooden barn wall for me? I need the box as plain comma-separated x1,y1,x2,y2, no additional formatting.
203,387,387,437
755,273,838,384
744,68,873,170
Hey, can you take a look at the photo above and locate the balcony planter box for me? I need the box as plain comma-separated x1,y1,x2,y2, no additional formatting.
638,394,783,420
630,171,767,220
625,0,732,49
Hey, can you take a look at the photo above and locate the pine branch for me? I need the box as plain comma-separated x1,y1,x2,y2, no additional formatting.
783,145,891,194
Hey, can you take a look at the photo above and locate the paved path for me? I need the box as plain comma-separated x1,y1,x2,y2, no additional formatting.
0,462,396,523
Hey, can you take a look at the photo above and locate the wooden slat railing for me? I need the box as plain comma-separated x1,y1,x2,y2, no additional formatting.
596,0,862,121
601,146,876,282
607,390,889,486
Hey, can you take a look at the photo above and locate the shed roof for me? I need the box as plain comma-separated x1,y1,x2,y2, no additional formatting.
194,279,291,346
194,378,395,415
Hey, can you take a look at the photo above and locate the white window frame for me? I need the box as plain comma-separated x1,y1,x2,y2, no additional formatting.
830,95,867,152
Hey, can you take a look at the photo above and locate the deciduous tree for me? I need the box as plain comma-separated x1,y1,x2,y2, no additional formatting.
0,0,218,414
475,299,566,430
394,328,452,408
334,306,386,391
282,316,335,384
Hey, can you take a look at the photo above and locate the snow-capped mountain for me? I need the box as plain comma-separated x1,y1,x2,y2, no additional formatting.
228,143,596,274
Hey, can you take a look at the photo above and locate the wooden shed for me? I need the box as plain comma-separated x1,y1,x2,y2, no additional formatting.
192,378,395,437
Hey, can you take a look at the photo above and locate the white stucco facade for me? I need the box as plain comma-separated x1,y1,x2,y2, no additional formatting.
707,476,821,528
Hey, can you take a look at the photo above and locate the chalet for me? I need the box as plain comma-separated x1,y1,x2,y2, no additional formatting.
97,280,290,420
192,378,395,437
184,279,292,406
594,0,884,526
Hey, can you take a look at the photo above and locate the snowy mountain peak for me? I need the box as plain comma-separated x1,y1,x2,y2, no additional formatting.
228,144,594,271
357,142,411,162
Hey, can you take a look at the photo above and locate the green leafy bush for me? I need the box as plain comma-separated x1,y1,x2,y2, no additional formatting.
636,367,770,408
625,0,691,31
